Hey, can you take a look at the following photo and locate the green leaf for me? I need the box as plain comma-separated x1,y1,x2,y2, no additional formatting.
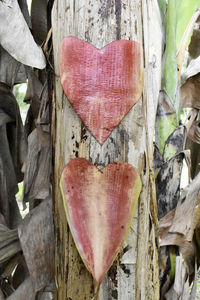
177,0,200,50
163,126,185,161
155,113,177,155
170,247,177,281
158,0,167,19
162,0,180,113
155,91,178,156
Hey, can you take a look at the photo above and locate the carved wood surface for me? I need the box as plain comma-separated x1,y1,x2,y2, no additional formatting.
52,0,162,299
60,37,143,144
60,159,141,288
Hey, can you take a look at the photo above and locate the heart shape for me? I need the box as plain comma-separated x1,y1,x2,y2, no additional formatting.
60,37,143,144
60,158,141,286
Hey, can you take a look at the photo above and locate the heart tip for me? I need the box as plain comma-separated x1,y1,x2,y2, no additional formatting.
96,135,110,145
92,128,112,145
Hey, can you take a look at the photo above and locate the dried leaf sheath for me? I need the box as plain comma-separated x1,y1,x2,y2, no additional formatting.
60,158,141,286
0,0,46,68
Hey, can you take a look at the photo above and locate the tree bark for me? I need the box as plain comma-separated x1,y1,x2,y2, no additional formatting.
52,0,163,299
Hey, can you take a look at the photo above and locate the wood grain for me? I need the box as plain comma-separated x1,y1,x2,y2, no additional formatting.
52,0,162,299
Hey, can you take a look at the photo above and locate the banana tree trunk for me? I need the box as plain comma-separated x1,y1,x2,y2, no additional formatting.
52,0,162,299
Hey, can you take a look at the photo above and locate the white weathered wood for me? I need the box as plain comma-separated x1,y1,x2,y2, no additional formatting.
135,1,163,299
52,0,162,298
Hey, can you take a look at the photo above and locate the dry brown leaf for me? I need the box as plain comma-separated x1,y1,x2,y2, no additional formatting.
187,120,200,144
18,197,54,291
24,68,43,122
23,128,51,208
180,73,200,109
159,246,175,300
188,15,200,60
182,55,200,85
159,206,196,277
156,90,176,115
0,0,46,69
159,209,175,241
0,83,27,227
0,213,6,226
194,228,200,267
163,126,186,161
23,77,50,208
0,225,18,244
24,68,43,103
31,0,48,45
0,47,26,87
0,254,29,298
156,152,186,219
37,82,49,125
6,277,35,300
169,172,200,242
18,0,31,29
36,280,55,300
36,291,54,300
153,143,164,177
0,289,5,300
0,241,21,265
0,83,27,180
0,110,13,126
1,254,22,278
190,260,198,300
185,138,200,179
177,9,200,82
159,230,195,274
14,64,27,85
11,256,29,290
184,109,198,133
165,255,190,300
0,225,21,265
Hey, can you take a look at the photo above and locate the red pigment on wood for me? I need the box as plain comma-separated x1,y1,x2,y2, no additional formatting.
60,158,141,285
60,37,143,144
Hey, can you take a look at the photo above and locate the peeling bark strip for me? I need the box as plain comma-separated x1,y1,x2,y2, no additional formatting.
60,37,143,144
52,0,161,299
60,158,141,287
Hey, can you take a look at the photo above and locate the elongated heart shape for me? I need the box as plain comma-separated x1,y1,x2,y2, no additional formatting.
60,158,142,286
60,37,143,144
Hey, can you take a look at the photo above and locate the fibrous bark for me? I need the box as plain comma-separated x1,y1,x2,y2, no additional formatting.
52,0,162,299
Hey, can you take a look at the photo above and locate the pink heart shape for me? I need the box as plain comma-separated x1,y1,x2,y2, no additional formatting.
60,158,141,286
60,37,143,144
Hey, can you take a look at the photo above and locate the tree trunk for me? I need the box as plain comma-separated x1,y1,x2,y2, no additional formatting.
52,0,163,299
